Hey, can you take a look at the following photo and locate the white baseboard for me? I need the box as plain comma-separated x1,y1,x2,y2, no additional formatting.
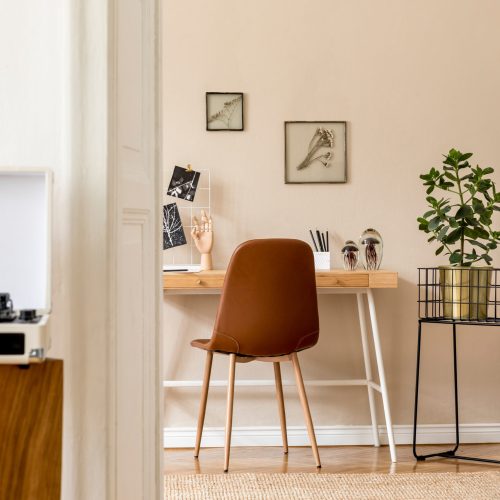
164,423,500,449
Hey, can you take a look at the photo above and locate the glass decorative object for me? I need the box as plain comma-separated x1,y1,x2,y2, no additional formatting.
341,240,359,271
359,228,383,270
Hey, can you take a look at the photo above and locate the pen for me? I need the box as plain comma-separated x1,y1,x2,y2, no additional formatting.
326,231,329,251
321,232,327,253
164,269,188,272
309,230,319,251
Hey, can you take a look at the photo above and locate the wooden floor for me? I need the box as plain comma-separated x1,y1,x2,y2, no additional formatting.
165,444,500,475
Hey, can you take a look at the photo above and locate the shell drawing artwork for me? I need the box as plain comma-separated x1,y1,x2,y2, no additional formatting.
207,95,242,128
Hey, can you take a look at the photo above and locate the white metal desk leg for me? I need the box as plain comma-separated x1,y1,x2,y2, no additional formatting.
367,289,397,463
356,293,380,447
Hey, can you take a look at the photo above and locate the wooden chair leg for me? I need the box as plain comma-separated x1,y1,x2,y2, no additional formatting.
291,352,321,468
224,353,237,472
273,362,288,454
194,351,213,458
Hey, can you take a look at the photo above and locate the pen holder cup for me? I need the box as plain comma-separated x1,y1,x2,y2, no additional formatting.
313,252,330,271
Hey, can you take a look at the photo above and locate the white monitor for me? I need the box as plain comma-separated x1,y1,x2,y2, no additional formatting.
0,169,52,313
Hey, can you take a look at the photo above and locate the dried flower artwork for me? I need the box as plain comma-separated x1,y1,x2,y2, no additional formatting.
167,165,201,202
297,128,334,170
163,203,187,250
285,121,347,184
206,92,244,131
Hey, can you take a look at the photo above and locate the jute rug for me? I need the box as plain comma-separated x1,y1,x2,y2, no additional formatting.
165,472,500,499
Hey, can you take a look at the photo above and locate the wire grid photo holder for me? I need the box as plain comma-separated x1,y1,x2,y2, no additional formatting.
417,267,500,324
164,169,211,269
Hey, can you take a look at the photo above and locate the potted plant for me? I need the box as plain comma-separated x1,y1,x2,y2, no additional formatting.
417,149,500,320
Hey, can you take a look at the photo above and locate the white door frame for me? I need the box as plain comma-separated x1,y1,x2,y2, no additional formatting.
107,0,163,497
65,0,162,498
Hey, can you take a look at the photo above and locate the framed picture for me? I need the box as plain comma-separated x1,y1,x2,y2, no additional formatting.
206,92,244,131
284,121,347,184
166,165,201,202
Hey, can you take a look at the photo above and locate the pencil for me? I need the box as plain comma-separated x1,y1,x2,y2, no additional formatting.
316,230,323,251
321,232,327,253
309,230,319,252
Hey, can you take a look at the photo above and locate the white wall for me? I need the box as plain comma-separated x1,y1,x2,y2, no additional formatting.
0,2,109,498
163,0,500,438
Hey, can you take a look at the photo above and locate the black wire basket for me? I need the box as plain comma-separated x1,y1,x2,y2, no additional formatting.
418,267,500,324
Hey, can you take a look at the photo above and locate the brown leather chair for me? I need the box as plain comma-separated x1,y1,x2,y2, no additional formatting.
191,238,321,471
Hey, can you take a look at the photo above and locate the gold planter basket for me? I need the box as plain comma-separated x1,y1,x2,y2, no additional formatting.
439,266,492,320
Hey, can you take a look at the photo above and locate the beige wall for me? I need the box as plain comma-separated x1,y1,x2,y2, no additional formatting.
163,0,500,431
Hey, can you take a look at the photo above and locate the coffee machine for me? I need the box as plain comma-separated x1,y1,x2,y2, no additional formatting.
0,169,52,364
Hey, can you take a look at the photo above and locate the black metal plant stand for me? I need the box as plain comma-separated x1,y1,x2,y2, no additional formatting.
413,267,500,465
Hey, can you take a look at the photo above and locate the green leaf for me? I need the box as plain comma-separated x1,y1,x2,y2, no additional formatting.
464,227,478,239
472,198,485,214
483,167,494,175
437,226,448,241
435,245,445,255
484,254,493,264
428,236,436,242
446,228,462,244
467,239,488,251
455,205,474,219
444,172,456,181
423,210,435,218
459,152,473,162
449,251,463,264
426,196,437,205
428,216,441,231
479,213,492,226
475,227,490,240
426,185,435,194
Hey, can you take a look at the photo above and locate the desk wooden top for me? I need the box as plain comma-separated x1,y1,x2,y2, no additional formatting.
163,269,398,291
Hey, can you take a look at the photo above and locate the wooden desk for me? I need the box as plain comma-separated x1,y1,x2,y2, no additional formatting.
164,269,397,292
164,269,398,462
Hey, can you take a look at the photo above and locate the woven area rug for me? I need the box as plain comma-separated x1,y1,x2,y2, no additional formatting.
165,472,500,499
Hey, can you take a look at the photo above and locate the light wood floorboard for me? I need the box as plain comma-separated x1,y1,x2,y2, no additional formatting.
165,444,500,474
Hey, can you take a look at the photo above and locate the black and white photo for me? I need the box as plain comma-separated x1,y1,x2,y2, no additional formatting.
163,203,187,250
167,165,201,202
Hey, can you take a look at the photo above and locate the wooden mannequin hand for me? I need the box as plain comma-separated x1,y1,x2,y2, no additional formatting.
191,210,213,270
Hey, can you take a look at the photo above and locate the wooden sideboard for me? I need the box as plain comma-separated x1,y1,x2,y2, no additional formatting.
0,359,62,500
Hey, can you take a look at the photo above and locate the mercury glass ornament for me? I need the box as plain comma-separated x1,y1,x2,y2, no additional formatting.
341,240,359,271
359,228,383,270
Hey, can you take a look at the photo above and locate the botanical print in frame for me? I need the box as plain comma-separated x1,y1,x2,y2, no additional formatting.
206,92,244,131
284,121,347,184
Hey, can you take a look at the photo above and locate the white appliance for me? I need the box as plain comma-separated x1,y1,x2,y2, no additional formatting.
0,169,52,364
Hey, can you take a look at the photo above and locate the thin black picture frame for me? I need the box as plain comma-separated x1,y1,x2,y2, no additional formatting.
284,121,348,184
206,92,244,131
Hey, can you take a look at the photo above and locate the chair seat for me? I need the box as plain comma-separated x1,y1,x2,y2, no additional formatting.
191,338,211,350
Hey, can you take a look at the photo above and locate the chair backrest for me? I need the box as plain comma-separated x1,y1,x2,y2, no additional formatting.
210,239,319,357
